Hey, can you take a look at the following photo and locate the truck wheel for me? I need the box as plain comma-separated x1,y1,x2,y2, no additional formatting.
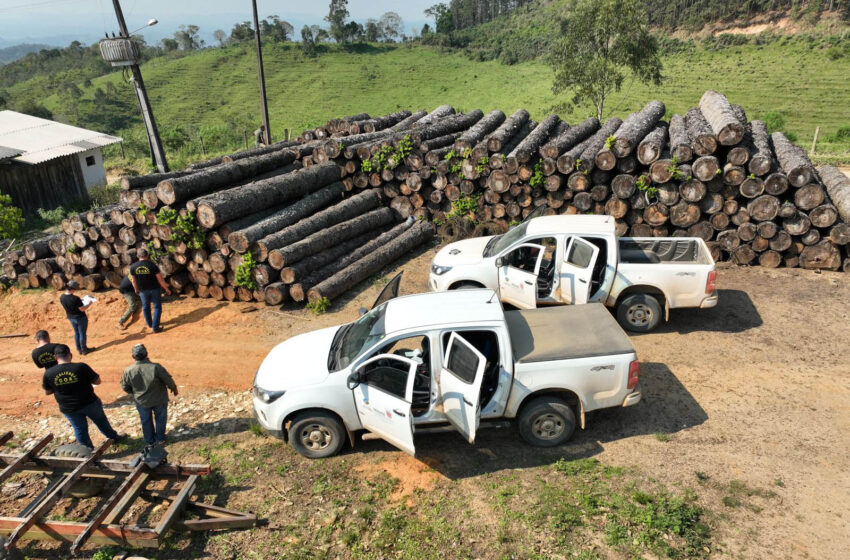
288,411,346,459
518,397,576,447
617,294,662,333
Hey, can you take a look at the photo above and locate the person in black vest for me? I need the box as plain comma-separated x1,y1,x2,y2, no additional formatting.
130,248,172,333
60,281,95,355
117,274,141,330
31,330,59,369
42,344,124,449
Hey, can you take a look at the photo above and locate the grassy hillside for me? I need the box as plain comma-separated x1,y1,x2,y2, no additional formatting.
34,38,850,171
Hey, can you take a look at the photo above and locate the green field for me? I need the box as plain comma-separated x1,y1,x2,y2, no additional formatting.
33,39,850,171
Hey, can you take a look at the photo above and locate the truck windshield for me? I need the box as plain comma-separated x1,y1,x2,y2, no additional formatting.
327,303,388,372
483,222,529,257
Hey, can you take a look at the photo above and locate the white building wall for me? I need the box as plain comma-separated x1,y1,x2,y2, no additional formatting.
77,148,107,189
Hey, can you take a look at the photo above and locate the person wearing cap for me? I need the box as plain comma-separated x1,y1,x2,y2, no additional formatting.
60,281,94,355
43,344,123,448
130,248,172,333
121,344,178,446
32,330,60,369
117,274,141,330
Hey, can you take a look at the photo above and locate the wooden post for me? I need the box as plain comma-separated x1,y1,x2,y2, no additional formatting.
811,126,820,155
285,128,290,141
243,130,249,150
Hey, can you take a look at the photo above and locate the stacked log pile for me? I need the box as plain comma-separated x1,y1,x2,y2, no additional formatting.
4,91,850,307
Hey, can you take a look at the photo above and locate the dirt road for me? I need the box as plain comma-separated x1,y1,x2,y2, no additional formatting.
1,249,849,559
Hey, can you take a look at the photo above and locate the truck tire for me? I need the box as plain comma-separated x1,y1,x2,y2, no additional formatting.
616,293,662,333
288,411,346,459
51,444,106,498
518,397,576,447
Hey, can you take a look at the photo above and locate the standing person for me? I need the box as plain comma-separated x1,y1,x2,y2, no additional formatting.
130,248,172,333
60,281,95,355
254,124,266,147
43,344,124,449
117,274,141,330
31,330,59,369
120,344,178,446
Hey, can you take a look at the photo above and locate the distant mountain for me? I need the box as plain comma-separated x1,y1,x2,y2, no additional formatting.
0,43,51,65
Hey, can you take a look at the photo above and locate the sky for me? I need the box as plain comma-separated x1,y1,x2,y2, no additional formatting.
0,0,437,47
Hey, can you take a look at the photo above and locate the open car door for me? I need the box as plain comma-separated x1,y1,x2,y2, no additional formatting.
438,332,487,444
560,237,600,304
498,243,545,309
351,354,416,455
370,271,403,310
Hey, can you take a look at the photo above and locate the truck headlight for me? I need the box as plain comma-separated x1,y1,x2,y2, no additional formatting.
253,386,285,404
431,264,453,276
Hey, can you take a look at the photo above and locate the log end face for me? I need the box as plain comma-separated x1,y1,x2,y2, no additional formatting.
196,205,218,230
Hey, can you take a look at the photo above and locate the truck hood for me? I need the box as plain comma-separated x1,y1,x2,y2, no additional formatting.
434,236,494,266
254,326,341,391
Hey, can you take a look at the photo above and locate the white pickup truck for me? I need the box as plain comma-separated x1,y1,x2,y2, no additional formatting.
252,281,641,459
429,214,718,332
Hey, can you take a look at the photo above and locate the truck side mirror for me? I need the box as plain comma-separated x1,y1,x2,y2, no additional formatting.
346,371,361,390
358,307,368,316
495,257,504,268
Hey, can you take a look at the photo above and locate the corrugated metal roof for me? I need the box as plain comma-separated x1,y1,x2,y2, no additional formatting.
0,110,122,165
0,144,23,161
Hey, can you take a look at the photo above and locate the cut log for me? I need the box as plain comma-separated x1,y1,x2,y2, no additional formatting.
771,132,814,187
228,182,347,253
739,177,764,198
758,250,782,268
455,110,506,151
748,120,773,176
307,221,435,304
783,212,811,236
746,195,780,222
769,230,792,252
636,123,669,165
669,201,701,228
679,179,707,202
556,136,592,175
723,163,746,186
817,165,850,223
611,174,636,199
411,110,484,144
157,149,297,205
614,100,666,157
510,114,560,164
692,156,720,182
731,245,756,265
268,207,396,269
737,222,757,242
756,221,778,239
800,229,821,246
196,162,342,229
264,282,288,305
710,212,730,231
487,109,530,153
699,90,745,145
688,221,714,242
828,223,850,245
685,108,717,156
668,114,693,162
388,110,427,132
82,273,103,292
23,239,51,261
800,241,842,270
794,183,825,211
577,117,623,173
540,117,599,159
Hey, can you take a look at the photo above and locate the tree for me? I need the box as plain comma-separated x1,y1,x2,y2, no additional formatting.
230,21,254,43
378,12,404,42
174,24,202,50
421,23,432,35
548,0,662,120
0,194,25,240
364,19,380,42
425,3,454,33
301,25,317,56
325,0,350,43
17,101,52,120
262,16,294,42
213,29,227,46
159,38,179,52
343,21,364,42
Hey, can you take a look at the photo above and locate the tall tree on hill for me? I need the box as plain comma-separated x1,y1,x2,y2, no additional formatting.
364,19,380,42
213,29,227,46
175,24,203,50
262,16,295,42
378,12,404,42
230,21,254,43
301,25,318,56
425,3,454,33
326,0,350,43
548,0,662,120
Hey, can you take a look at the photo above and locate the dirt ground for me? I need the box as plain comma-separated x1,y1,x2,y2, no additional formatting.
1,246,849,559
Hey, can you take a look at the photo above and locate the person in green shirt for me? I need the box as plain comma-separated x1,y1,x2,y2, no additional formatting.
120,344,178,445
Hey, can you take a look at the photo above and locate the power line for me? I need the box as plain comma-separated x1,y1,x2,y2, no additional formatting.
0,0,80,13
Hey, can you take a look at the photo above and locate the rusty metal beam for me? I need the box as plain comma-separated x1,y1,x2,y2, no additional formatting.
0,517,158,548
0,434,54,485
3,440,112,551
154,475,197,537
70,462,148,554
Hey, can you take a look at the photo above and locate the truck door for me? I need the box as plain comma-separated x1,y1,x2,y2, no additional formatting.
560,237,600,304
498,243,545,309
351,354,417,455
438,332,487,443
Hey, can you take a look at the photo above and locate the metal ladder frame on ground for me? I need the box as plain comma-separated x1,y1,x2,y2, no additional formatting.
0,431,257,555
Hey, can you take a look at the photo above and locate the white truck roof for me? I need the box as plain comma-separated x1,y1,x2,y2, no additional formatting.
383,289,504,332
525,215,616,237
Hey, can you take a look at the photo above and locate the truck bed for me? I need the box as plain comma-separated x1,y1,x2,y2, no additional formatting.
504,304,635,363
618,238,711,265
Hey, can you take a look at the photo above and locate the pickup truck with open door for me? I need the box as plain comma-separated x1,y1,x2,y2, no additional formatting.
252,283,641,459
428,213,718,332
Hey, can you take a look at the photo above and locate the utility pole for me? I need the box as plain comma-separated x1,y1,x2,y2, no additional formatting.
252,0,272,145
110,0,169,172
